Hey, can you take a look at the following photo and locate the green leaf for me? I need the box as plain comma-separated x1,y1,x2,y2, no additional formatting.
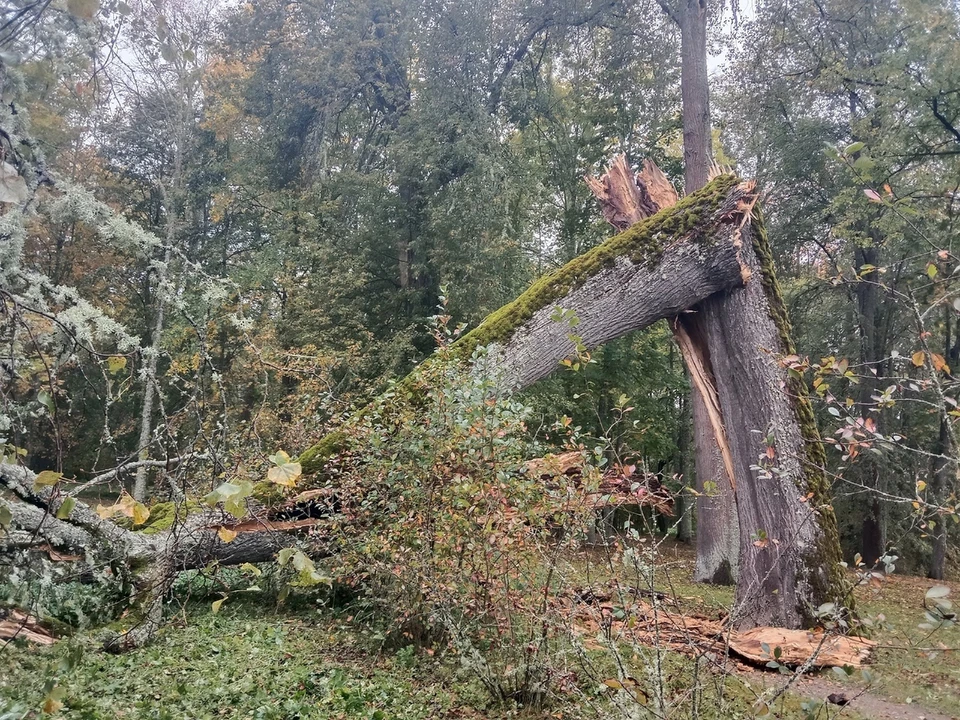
844,141,865,154
56,497,76,519
277,548,296,566
224,497,246,519
34,470,62,488
37,389,54,414
0,503,11,529
239,563,262,577
66,0,100,19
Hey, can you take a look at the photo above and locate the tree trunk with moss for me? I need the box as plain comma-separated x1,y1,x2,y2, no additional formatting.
699,211,848,628
301,173,755,476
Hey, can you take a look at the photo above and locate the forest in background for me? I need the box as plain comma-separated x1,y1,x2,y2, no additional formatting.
2,0,960,717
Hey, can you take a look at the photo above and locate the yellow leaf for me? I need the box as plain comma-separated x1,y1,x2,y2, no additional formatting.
603,679,623,690
217,526,238,543
917,480,927,492
96,503,116,519
34,470,62,487
912,351,926,367
211,597,226,614
132,502,150,526
107,355,127,374
42,695,63,714
267,461,302,487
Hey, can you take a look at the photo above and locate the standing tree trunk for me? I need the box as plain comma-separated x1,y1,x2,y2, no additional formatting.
698,212,848,627
132,245,168,502
656,0,740,584
930,415,952,580
674,395,693,543
679,0,712,193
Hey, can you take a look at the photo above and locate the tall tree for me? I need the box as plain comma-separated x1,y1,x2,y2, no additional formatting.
653,0,739,584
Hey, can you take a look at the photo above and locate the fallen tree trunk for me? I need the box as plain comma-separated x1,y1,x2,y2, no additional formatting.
300,174,755,473
0,464,307,571
0,170,848,649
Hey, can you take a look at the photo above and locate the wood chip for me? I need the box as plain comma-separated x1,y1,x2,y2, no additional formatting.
728,627,876,668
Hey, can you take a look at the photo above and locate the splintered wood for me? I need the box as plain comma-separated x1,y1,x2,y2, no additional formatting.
566,588,876,669
729,627,875,668
584,155,679,231
0,610,57,646
524,451,674,515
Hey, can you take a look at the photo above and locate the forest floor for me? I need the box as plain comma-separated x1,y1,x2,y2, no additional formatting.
1,539,958,719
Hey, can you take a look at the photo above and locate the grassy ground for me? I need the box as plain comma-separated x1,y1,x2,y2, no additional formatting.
1,541,957,719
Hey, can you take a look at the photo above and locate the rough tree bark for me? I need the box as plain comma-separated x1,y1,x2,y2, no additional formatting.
698,211,848,628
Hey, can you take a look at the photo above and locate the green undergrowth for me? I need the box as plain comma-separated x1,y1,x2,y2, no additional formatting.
821,574,960,716
0,594,843,720
3,545,956,719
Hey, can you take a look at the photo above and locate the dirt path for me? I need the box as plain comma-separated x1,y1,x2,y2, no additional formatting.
796,676,954,720
743,669,955,720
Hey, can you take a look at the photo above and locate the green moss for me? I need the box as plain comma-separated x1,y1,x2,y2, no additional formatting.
750,207,853,617
251,480,288,505
297,430,349,475
449,174,740,358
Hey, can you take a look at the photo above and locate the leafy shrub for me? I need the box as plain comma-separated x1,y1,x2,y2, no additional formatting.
328,307,600,708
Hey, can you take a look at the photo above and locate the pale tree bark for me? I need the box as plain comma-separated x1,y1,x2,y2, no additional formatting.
132,249,168,502
0,463,306,651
